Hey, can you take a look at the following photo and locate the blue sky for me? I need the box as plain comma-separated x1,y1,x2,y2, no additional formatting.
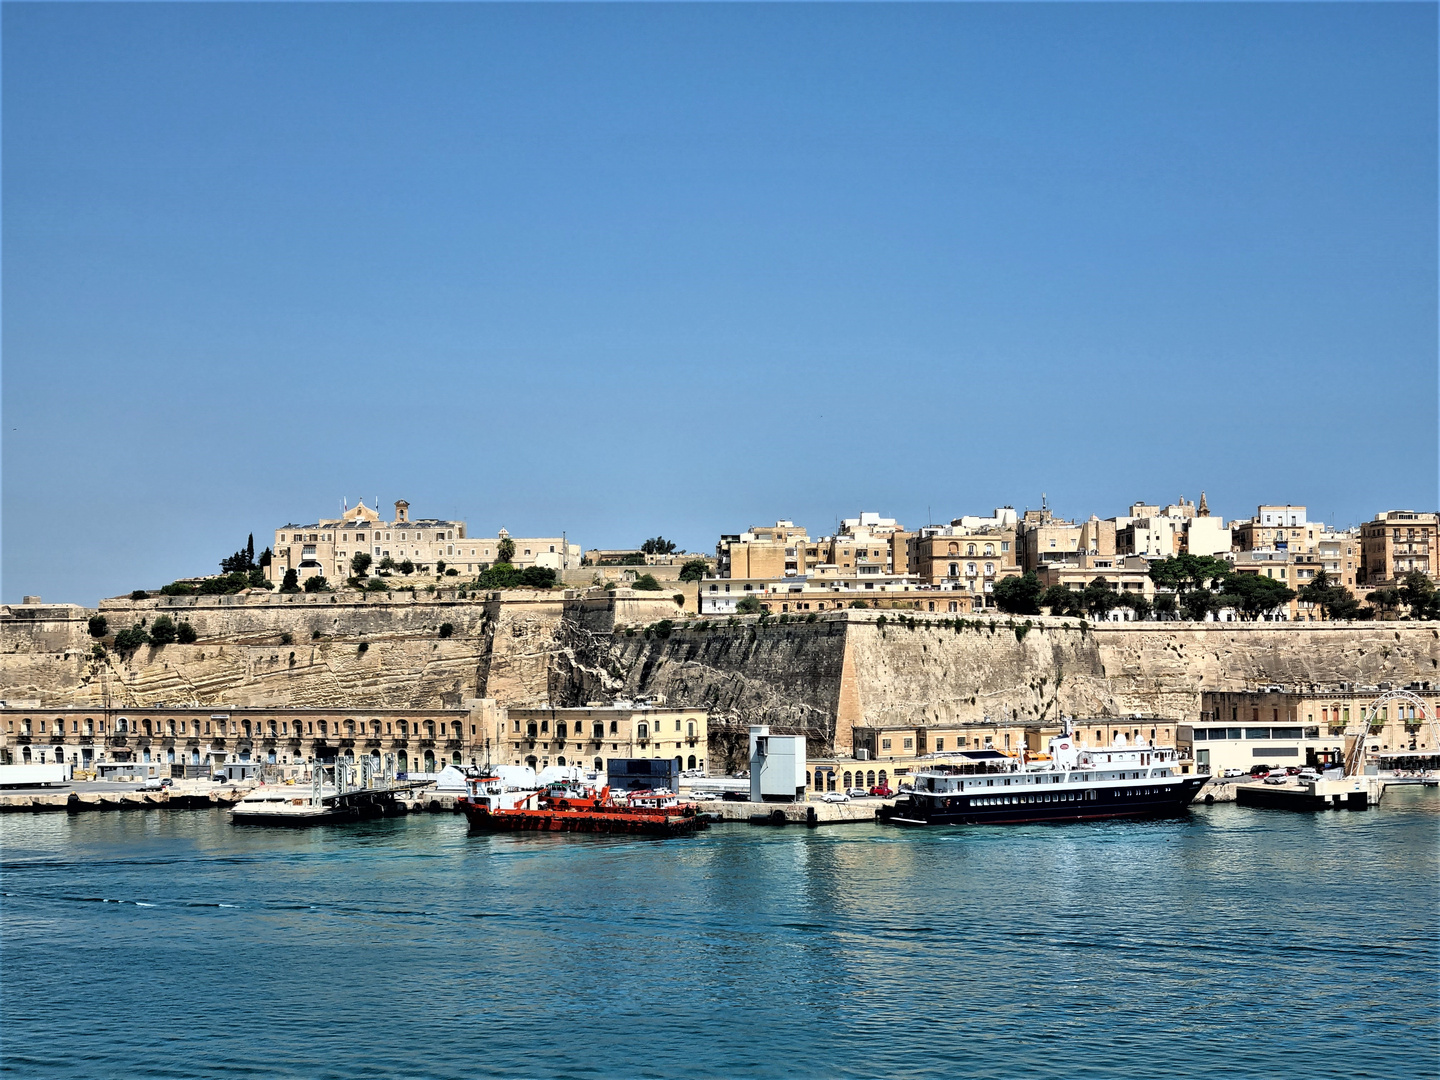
3,3,1436,605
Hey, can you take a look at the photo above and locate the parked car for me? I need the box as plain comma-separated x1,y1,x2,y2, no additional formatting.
142,776,164,791
158,778,174,789
846,787,867,799
1263,772,1291,785
1296,769,1322,783
211,773,228,783
870,785,894,797
1218,768,1244,778
1285,766,1302,775
820,791,850,803
1249,764,1272,777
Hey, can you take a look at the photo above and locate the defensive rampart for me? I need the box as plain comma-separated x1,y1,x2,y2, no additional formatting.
3,599,1436,762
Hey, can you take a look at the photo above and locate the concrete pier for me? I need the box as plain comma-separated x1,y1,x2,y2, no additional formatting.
1236,776,1384,811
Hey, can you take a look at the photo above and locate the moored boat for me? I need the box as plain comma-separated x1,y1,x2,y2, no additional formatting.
878,721,1206,827
459,778,709,837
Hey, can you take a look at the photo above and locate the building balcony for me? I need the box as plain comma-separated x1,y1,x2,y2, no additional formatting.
108,736,127,748
445,739,462,750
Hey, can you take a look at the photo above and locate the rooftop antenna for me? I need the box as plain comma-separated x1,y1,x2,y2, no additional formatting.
1042,492,1048,513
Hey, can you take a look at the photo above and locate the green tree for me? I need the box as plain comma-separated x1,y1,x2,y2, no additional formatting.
520,566,557,588
1219,574,1296,619
399,559,415,575
130,590,149,601
304,575,329,593
1180,589,1217,621
366,577,389,592
497,538,516,563
246,533,255,566
736,595,762,614
1398,570,1438,619
113,624,151,654
350,552,373,578
848,599,869,609
1299,570,1363,620
1082,577,1121,618
641,536,677,555
439,622,454,638
632,573,664,591
149,615,178,645
678,559,709,582
992,571,1042,615
161,581,196,596
177,621,198,644
87,615,108,638
280,569,300,593
247,567,270,589
378,556,397,571
436,560,446,575
1040,585,1081,617
1154,594,1177,618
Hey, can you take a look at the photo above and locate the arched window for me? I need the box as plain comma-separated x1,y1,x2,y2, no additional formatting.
593,723,604,740
687,722,695,738
967,544,976,556
967,563,977,575
947,542,959,555
878,770,887,787
637,722,649,741
984,544,994,556
557,756,566,766
398,719,408,736
318,720,328,736
143,718,153,736
526,722,538,738
843,771,853,788
949,563,959,577
424,720,435,738
594,757,603,770
557,722,568,740
688,755,697,769
167,719,176,736
344,719,355,736
866,770,876,786
610,720,618,734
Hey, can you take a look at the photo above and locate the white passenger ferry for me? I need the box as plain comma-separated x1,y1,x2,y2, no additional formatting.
878,721,1207,826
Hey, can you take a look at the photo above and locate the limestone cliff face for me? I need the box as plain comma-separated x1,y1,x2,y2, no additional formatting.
4,599,1437,763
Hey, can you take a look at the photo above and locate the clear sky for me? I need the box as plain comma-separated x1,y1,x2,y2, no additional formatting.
3,3,1436,605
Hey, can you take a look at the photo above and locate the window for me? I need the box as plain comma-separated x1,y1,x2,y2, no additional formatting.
881,738,892,750
934,738,944,750
903,738,913,749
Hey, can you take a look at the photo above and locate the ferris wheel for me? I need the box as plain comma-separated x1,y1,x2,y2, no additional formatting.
1342,689,1439,776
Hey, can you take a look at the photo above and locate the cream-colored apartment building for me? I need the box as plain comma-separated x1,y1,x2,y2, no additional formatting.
269,501,578,584
498,705,708,774
1359,510,1437,588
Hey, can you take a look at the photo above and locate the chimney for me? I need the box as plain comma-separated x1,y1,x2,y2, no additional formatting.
395,500,410,523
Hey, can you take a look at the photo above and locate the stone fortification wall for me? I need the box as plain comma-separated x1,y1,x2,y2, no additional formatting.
551,612,1440,760
5,596,1438,761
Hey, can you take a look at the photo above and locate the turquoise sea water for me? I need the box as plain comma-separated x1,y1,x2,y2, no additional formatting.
2,792,1437,1080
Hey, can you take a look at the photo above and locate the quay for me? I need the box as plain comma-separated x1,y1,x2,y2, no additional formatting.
1235,775,1385,811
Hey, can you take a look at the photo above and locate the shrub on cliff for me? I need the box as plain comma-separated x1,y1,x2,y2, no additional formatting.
149,615,178,645
350,552,373,578
632,574,663,591
439,622,454,638
678,559,709,582
365,578,389,592
130,590,149,600
160,582,196,597
399,559,415,575
848,599,869,609
88,615,108,638
736,595,762,614
113,624,150,654
303,576,330,593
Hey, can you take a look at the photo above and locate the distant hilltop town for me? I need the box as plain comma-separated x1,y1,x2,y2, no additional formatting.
107,495,1437,623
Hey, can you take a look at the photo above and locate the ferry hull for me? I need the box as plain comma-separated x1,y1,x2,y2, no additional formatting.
460,802,708,837
879,777,1206,827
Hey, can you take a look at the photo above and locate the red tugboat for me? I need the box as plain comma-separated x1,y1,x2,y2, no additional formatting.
459,778,710,837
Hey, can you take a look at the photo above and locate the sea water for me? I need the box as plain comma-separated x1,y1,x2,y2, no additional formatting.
2,791,1436,1079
